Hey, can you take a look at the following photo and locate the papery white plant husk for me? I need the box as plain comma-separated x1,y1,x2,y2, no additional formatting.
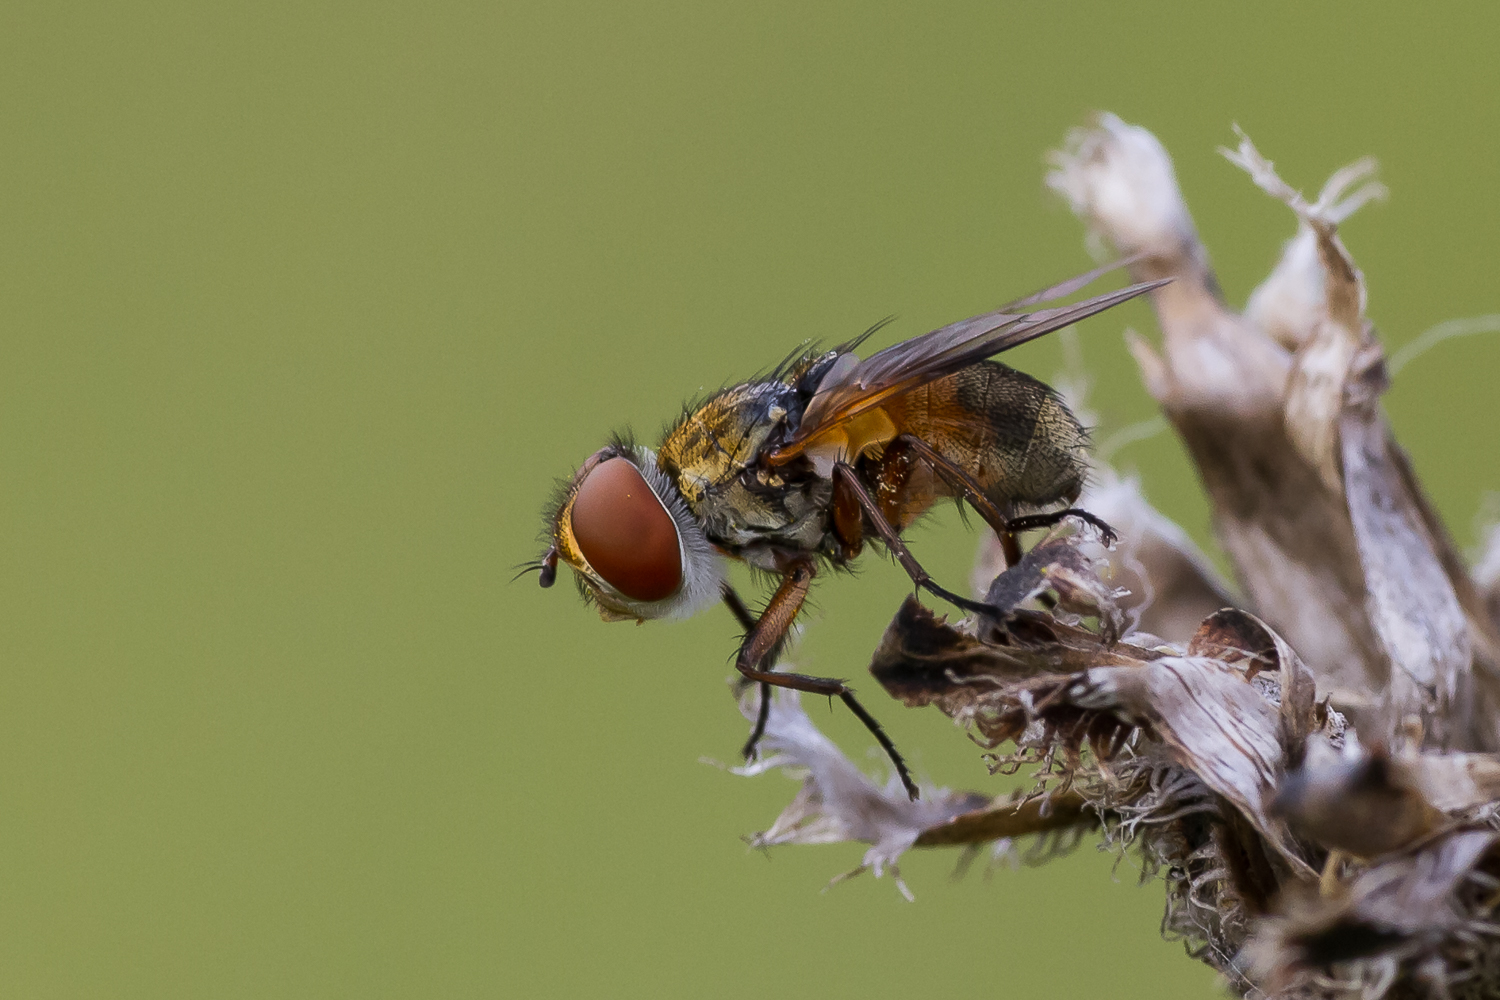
720,115,1500,1000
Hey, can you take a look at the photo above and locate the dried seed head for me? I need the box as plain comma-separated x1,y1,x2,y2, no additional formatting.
1269,744,1439,859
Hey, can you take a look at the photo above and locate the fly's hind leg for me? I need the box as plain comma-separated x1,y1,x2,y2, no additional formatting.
891,435,1116,557
734,560,919,801
1005,508,1117,547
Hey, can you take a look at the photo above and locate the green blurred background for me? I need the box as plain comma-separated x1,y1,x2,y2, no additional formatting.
3,2,1498,997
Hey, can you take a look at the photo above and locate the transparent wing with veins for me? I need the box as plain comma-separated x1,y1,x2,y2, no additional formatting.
771,266,1168,464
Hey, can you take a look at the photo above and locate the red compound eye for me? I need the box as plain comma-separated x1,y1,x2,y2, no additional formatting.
570,457,683,603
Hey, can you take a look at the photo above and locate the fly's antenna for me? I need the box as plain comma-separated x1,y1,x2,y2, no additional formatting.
513,546,559,586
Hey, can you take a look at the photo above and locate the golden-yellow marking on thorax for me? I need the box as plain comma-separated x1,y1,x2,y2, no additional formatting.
659,392,781,505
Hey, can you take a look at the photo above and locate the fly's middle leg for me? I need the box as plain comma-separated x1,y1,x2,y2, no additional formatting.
832,460,1003,618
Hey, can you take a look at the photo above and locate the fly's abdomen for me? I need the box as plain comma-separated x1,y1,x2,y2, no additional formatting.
891,361,1089,516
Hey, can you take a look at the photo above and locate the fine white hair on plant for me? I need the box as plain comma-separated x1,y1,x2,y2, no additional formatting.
1095,414,1169,464
1388,313,1500,374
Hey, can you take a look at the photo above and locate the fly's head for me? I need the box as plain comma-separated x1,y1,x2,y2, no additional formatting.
538,439,726,622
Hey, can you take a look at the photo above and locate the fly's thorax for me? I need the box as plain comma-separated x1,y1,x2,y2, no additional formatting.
693,467,833,557
546,443,726,623
657,382,796,508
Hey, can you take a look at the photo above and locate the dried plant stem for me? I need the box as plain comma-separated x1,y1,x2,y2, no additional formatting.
913,790,1097,847
725,115,1500,1000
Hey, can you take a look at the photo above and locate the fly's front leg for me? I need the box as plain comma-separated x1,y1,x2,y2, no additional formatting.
832,461,1002,618
735,560,918,801
722,584,772,757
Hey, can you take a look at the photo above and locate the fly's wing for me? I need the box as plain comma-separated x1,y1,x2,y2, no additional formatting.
993,252,1146,312
770,274,1169,461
